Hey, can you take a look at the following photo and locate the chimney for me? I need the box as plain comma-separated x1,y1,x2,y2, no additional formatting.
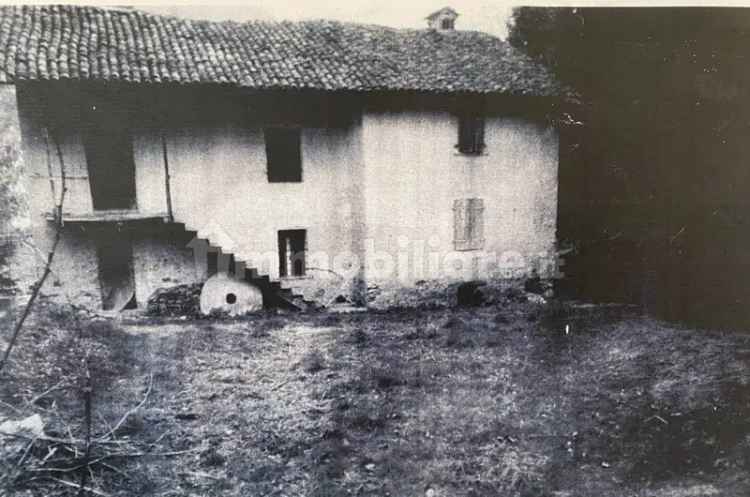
426,7,459,31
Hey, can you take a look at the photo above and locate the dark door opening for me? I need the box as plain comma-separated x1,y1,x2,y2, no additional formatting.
83,99,137,210
278,229,306,277
96,232,136,311
207,251,218,277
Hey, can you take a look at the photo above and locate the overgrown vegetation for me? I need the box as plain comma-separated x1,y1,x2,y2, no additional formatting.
508,7,750,327
0,88,24,234
2,301,749,496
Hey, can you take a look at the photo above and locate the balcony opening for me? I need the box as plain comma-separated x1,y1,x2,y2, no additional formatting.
83,99,137,210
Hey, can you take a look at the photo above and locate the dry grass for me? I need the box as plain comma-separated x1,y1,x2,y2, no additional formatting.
2,301,749,496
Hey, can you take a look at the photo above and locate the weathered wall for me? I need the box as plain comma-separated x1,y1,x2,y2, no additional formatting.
4,85,102,310
15,85,169,219
131,224,200,305
9,225,102,310
9,222,201,312
12,85,202,311
12,82,558,311
160,94,366,304
361,108,559,307
16,86,93,218
13,84,367,309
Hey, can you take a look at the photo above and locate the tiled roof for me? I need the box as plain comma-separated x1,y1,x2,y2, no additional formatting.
0,5,563,96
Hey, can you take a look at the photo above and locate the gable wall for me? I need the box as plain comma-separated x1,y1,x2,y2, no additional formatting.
362,106,559,307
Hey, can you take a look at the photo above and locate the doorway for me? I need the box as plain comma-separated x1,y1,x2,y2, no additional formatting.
96,230,136,311
278,229,306,277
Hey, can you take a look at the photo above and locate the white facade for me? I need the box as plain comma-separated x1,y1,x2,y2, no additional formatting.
10,84,559,310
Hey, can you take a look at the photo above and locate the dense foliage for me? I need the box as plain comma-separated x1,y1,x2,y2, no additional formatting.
508,8,750,326
0,89,23,235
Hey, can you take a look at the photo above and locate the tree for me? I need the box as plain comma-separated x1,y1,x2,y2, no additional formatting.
0,89,25,297
0,93,24,236
508,7,750,326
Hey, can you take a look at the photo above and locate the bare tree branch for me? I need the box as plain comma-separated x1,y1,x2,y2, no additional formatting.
96,374,153,442
47,477,112,497
79,357,93,496
0,127,67,373
26,380,66,407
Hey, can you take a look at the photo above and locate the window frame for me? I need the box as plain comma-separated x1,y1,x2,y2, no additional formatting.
264,127,303,183
453,198,485,251
456,113,486,156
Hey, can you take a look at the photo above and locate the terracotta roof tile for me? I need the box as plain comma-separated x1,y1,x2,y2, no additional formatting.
0,5,562,96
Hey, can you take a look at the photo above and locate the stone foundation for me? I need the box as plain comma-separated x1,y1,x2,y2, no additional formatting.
7,221,201,312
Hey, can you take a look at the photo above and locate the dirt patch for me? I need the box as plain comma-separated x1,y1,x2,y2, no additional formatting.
2,302,749,496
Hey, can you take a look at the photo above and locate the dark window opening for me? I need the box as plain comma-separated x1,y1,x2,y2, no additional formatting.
278,229,306,277
226,293,237,304
265,128,302,182
441,18,454,30
457,114,485,155
83,100,137,210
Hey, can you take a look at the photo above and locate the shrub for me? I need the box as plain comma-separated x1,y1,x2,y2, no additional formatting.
369,366,405,390
349,328,368,347
442,317,476,348
301,349,326,374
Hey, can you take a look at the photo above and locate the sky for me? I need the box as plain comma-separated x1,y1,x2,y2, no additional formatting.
143,1,515,38
13,1,750,41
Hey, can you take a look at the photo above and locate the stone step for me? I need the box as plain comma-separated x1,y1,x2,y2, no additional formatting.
170,220,309,312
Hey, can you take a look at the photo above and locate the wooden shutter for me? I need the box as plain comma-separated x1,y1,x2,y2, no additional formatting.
467,198,485,249
453,199,467,249
454,198,484,250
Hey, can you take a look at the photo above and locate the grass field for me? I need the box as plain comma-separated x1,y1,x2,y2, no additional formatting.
1,301,749,496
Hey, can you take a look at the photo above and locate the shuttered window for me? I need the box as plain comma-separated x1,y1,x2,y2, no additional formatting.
457,114,485,155
453,198,485,251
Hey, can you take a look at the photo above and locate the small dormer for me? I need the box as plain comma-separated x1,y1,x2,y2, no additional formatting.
426,7,459,31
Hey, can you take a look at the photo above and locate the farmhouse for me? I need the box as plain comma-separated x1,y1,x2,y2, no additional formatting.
0,5,563,313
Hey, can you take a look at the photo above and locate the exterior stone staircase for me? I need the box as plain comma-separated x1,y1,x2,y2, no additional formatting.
175,221,314,311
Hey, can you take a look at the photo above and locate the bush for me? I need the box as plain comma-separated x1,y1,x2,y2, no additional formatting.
349,328,368,347
369,365,405,390
443,317,476,348
301,349,326,374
